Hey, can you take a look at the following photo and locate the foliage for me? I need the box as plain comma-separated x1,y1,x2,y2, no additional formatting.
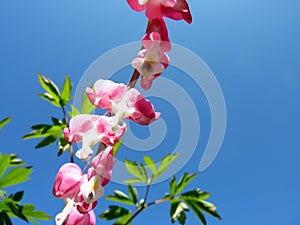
100,155,221,225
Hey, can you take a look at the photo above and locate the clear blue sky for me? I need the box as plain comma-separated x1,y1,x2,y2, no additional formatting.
1,0,300,225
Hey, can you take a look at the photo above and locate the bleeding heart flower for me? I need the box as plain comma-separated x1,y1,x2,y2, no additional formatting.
86,79,160,125
63,114,126,161
126,0,192,24
132,31,169,90
52,163,83,199
91,145,114,186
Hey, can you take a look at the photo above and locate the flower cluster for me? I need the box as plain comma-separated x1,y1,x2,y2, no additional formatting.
52,79,160,224
128,0,192,90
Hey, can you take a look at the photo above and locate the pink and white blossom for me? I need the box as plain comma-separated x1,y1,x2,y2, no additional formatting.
86,79,160,125
132,31,169,90
63,114,126,161
126,0,192,23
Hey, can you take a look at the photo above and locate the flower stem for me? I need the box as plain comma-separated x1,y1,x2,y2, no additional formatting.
127,19,152,88
61,105,74,163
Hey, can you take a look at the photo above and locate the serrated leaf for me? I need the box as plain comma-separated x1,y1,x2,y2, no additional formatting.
144,156,157,175
38,74,60,104
69,104,80,117
100,206,130,220
128,185,138,205
0,154,10,177
60,75,72,106
175,173,197,195
0,117,11,131
153,154,178,182
81,91,95,114
0,167,31,189
12,191,24,202
113,213,132,225
106,190,135,206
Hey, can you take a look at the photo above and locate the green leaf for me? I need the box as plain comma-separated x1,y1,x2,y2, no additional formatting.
12,191,24,202
182,199,207,225
38,93,60,107
0,212,12,225
113,140,122,156
106,190,135,206
128,185,138,205
57,136,70,156
7,202,28,222
0,190,6,198
22,124,61,140
170,176,177,197
22,204,51,224
60,75,72,106
9,154,25,166
178,211,187,225
0,167,31,189
153,154,178,182
100,205,130,220
170,200,188,224
35,134,60,149
38,74,60,105
113,213,132,225
81,91,95,114
69,104,80,117
143,156,157,175
123,178,143,185
180,189,210,201
0,154,10,178
124,160,148,184
0,117,11,131
175,173,197,195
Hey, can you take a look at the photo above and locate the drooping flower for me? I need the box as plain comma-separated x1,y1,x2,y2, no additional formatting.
91,145,114,186
63,114,126,161
66,208,96,225
132,31,169,90
126,0,192,24
52,163,83,199
55,200,96,225
86,79,160,125
80,172,104,204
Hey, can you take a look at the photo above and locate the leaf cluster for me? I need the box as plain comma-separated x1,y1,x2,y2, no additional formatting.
0,153,51,225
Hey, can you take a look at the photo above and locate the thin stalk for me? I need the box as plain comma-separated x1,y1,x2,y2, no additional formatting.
61,105,74,163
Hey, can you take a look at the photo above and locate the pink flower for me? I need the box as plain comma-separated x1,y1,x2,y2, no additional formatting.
91,145,114,186
132,31,169,90
52,163,83,199
126,0,192,24
80,171,104,204
66,208,96,225
55,201,96,225
86,79,160,125
63,114,126,161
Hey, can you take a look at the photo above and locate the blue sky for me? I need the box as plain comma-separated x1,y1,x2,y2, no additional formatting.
1,0,300,225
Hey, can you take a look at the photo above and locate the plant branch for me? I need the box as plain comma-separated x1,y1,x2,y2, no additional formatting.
61,105,74,163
